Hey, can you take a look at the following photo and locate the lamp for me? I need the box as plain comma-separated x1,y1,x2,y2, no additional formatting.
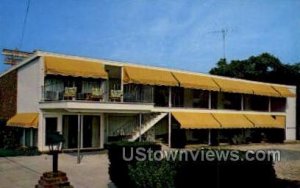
47,131,65,173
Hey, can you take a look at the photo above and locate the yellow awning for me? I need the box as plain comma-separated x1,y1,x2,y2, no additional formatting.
249,83,280,97
7,113,39,128
272,85,296,97
172,112,221,129
274,115,286,127
44,56,108,79
172,72,219,91
244,114,284,129
123,66,178,86
213,77,280,97
212,113,254,128
213,78,253,95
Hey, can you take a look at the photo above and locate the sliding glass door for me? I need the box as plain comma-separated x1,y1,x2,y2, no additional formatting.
62,115,101,149
83,116,100,148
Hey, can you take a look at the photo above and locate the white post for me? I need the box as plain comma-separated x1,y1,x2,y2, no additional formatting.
208,91,212,109
168,112,172,148
30,128,33,146
139,113,142,142
120,67,124,102
81,115,83,148
23,129,26,146
168,87,172,107
77,114,81,164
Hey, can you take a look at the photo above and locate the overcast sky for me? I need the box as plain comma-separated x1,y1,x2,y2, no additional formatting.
0,0,299,73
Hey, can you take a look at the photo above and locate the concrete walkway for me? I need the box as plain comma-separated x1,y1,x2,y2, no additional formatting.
0,152,114,188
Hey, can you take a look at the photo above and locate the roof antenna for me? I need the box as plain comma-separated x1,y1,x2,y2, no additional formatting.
208,28,228,59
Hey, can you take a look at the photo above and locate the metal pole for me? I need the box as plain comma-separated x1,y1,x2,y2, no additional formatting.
77,114,81,164
139,113,142,142
168,112,171,148
168,87,172,107
53,152,58,173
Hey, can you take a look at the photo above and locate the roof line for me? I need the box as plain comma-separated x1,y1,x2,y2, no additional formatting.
0,50,297,88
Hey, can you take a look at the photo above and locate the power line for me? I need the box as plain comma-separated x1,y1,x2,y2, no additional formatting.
19,0,31,49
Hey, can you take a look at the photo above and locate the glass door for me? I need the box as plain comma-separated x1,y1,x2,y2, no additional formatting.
83,116,100,148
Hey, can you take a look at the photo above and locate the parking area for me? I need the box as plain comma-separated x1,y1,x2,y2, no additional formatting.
0,143,300,188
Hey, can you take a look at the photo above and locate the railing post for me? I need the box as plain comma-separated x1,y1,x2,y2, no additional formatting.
168,112,171,148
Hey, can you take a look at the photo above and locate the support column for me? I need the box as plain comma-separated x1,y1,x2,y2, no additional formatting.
139,113,142,142
22,129,26,146
30,128,33,147
168,112,172,148
208,129,211,145
208,91,212,109
120,67,124,102
168,87,172,107
77,114,81,164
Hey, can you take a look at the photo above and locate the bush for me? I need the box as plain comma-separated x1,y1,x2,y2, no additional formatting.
0,146,41,157
129,160,176,188
107,143,276,188
106,141,161,188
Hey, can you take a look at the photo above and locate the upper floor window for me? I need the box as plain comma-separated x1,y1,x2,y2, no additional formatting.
244,95,269,111
192,90,209,108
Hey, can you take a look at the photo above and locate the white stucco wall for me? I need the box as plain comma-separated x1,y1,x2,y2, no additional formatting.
285,86,297,141
17,58,42,113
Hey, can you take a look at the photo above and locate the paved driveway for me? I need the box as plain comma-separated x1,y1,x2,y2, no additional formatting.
0,152,114,188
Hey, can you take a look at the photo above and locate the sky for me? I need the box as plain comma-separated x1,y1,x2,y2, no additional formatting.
0,0,300,73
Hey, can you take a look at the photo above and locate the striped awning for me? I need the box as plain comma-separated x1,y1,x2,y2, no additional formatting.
123,66,178,86
44,56,108,79
172,112,221,129
7,113,39,129
212,113,254,128
244,114,284,129
172,72,219,91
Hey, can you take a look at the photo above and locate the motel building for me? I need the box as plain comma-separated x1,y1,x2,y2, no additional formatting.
0,50,296,152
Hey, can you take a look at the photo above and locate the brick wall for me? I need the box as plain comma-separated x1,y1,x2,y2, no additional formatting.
0,70,17,120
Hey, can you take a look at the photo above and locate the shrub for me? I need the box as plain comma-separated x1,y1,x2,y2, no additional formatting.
129,160,176,188
0,146,40,157
106,141,161,188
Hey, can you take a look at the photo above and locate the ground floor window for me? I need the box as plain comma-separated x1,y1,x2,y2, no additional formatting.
62,115,101,149
21,128,38,147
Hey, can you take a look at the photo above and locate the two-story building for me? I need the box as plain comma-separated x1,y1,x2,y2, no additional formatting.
0,50,296,151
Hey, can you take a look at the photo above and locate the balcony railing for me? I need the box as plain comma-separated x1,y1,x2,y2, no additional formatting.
41,86,153,103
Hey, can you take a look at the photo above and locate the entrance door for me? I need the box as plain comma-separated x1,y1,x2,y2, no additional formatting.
45,117,58,146
83,116,100,148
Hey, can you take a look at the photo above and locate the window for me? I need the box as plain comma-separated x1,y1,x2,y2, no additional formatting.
271,97,286,112
193,90,209,108
172,87,184,107
244,95,269,111
211,92,241,110
154,86,169,107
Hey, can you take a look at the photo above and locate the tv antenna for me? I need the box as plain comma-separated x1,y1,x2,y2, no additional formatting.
208,28,228,59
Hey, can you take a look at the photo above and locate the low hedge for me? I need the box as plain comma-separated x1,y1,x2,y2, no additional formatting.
0,146,41,157
107,143,277,188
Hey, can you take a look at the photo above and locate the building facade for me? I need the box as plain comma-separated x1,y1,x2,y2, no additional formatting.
0,51,296,151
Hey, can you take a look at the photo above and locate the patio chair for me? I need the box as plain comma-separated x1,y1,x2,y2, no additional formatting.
90,88,104,101
110,90,123,102
63,87,77,100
